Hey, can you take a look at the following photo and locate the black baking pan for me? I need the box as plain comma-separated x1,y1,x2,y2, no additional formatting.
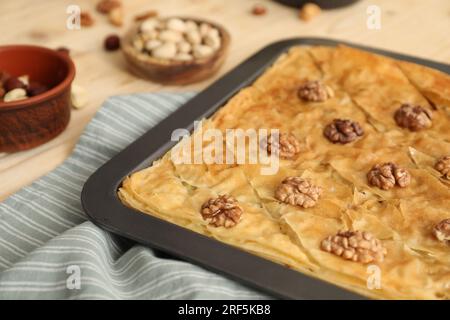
81,38,450,300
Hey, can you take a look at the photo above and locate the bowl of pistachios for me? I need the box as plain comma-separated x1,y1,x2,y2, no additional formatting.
0,45,75,152
122,16,230,85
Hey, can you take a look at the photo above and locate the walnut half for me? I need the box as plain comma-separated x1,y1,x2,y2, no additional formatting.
275,177,322,208
394,103,432,131
323,119,364,144
201,195,242,228
321,230,387,264
435,156,450,179
266,132,301,160
433,219,450,245
367,162,411,190
297,80,333,102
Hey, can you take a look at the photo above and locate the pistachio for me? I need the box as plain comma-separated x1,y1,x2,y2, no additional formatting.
151,42,177,59
199,23,211,37
132,37,144,51
140,18,159,33
132,17,221,61
145,39,162,51
177,41,192,54
141,30,159,41
206,27,220,38
204,34,221,50
158,30,183,42
185,20,198,31
193,44,214,59
166,18,186,32
3,88,27,102
186,30,202,45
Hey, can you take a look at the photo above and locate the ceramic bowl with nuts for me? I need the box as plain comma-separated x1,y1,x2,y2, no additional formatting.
122,16,230,84
0,45,75,152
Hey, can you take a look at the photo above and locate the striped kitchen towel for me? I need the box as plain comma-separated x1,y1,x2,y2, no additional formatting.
0,92,269,299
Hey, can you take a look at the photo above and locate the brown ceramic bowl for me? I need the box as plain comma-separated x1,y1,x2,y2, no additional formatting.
0,45,75,152
122,17,230,85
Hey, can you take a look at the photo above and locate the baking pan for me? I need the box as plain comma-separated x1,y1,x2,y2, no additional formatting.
81,38,450,300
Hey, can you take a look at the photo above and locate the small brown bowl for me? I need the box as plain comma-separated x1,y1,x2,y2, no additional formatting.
122,17,230,85
0,45,75,153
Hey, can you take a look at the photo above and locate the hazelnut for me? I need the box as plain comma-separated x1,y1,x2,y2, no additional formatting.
104,34,121,51
56,47,70,55
252,4,267,16
27,82,48,97
108,7,124,27
96,0,121,14
0,71,11,85
80,11,94,27
4,77,26,92
299,3,322,22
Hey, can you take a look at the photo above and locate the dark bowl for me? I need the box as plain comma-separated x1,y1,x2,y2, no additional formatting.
274,0,361,9
0,45,75,152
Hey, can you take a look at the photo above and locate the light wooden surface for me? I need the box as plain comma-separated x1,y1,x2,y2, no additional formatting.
0,0,449,201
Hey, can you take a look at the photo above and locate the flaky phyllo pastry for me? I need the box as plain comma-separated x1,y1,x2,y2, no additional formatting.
118,45,450,299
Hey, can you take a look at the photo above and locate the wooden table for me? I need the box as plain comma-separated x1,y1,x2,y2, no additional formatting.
0,0,449,201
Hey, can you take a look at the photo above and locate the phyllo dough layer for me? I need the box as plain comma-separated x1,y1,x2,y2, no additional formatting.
119,45,450,299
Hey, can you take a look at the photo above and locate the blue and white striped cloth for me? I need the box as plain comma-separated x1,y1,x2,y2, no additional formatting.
0,93,268,299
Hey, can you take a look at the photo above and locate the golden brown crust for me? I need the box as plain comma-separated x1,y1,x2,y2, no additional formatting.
118,45,450,300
